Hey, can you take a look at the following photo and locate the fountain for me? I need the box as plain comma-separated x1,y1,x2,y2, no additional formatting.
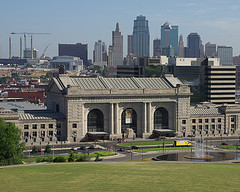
184,137,213,160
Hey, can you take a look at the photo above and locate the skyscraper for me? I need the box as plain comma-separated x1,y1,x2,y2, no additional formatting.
127,35,133,56
153,38,161,57
161,22,178,56
205,42,216,57
178,34,184,57
58,43,88,65
132,15,150,57
93,40,107,66
217,46,233,66
187,33,201,58
112,23,123,66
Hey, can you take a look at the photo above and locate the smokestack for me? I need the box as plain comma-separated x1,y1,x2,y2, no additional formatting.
31,35,33,59
20,37,22,59
9,37,11,59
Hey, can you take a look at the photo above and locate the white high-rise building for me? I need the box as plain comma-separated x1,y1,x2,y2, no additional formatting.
112,23,123,66
93,40,107,67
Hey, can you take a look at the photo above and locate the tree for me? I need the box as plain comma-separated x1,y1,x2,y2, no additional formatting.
0,118,25,165
31,146,38,155
44,145,52,154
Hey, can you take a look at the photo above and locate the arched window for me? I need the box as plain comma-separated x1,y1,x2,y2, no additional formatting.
121,108,137,133
87,109,104,132
154,107,168,129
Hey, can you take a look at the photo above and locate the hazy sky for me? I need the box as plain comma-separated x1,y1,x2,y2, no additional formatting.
1,0,240,59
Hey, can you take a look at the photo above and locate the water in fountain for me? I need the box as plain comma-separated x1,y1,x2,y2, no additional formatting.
194,137,205,157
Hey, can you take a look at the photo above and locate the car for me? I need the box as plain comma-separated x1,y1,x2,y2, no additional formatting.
221,142,228,145
118,148,125,152
71,147,78,151
38,148,43,152
131,146,139,150
88,145,95,149
80,145,86,150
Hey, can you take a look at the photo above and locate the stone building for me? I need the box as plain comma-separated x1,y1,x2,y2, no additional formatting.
45,74,191,142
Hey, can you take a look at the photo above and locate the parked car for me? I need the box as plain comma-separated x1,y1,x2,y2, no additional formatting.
131,146,139,150
118,148,125,152
38,148,43,152
221,142,228,145
88,145,95,149
80,145,86,150
71,147,78,151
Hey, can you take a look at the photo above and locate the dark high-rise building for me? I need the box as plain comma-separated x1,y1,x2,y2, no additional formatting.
58,43,88,65
187,33,201,58
161,22,178,56
153,38,161,57
132,15,150,57
178,35,184,57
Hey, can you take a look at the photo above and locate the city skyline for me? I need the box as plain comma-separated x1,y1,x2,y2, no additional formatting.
1,0,240,59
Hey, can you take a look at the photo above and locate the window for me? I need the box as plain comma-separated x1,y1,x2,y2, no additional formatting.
218,124,221,129
24,125,29,129
57,123,61,128
33,131,37,137
24,132,29,137
211,125,215,130
231,124,235,129
72,123,77,128
211,118,215,123
192,119,196,123
41,124,45,129
49,124,53,128
56,104,59,112
199,125,202,130
231,117,235,122
205,119,209,123
32,124,37,129
218,118,221,123
57,130,61,136
192,125,196,130
205,125,209,130
49,131,53,136
182,120,186,124
41,131,45,137
199,119,202,123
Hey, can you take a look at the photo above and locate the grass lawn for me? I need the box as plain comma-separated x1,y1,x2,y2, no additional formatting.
118,141,173,146
218,145,240,150
135,147,193,152
1,163,240,192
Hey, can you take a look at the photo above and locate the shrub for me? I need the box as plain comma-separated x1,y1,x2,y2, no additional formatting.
94,154,102,162
45,145,52,154
68,151,75,162
31,146,38,155
53,156,66,163
76,155,88,162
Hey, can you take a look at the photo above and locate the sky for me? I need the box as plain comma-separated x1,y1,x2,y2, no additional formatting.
1,0,240,60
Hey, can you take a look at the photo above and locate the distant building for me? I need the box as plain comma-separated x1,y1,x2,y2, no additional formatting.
93,40,107,67
162,45,175,57
205,42,216,57
187,33,201,58
161,22,178,56
204,66,236,105
127,35,133,56
233,55,240,66
112,23,123,66
153,38,161,57
24,48,38,59
178,35,185,57
132,15,150,56
50,56,83,72
58,43,88,65
217,46,233,66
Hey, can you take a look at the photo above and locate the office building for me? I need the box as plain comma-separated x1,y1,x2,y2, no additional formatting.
132,15,150,57
112,23,123,66
127,35,133,56
58,43,88,65
161,22,178,56
50,56,83,72
178,35,184,57
217,46,233,66
205,42,216,57
153,38,161,57
187,33,201,58
24,48,38,59
93,40,107,67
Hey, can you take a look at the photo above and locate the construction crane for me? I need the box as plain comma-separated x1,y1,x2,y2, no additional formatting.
40,43,51,59
11,32,50,50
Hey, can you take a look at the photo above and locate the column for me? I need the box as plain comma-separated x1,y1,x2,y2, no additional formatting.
142,102,147,134
114,103,119,134
109,103,114,134
147,102,151,133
